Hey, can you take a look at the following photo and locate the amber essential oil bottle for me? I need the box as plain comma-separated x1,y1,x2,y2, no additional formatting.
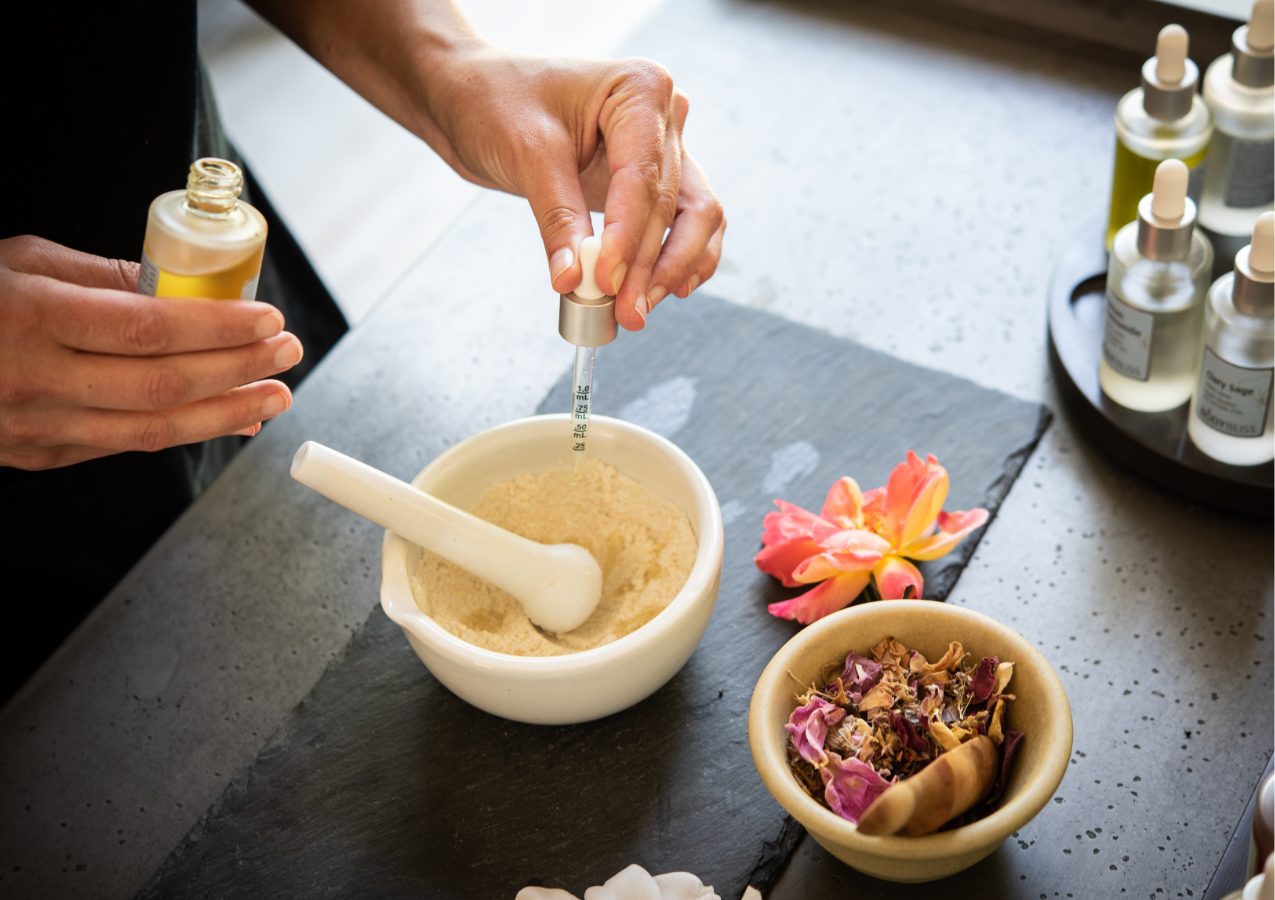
138,158,267,300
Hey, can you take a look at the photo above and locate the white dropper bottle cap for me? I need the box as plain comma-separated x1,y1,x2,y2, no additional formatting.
1250,211,1275,275
1234,211,1275,315
1155,24,1189,83
1249,0,1274,52
1234,0,1275,87
1150,158,1188,221
558,235,617,347
1137,159,1197,260
1142,24,1199,118
574,235,605,301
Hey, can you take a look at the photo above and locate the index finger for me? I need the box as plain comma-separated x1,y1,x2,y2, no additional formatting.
27,272,285,355
596,60,676,295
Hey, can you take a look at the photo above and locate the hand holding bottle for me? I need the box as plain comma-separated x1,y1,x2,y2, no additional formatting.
0,235,301,471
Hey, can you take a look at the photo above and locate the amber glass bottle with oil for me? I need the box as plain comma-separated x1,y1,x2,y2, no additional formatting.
138,158,267,300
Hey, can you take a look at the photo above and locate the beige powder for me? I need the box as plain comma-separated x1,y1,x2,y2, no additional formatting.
411,457,697,655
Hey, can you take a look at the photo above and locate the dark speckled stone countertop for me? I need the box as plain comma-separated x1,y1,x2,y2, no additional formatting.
0,1,1269,898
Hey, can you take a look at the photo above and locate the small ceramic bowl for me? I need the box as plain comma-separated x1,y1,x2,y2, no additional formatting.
380,414,723,725
749,600,1072,882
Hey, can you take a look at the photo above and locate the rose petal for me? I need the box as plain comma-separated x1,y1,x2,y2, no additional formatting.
820,476,865,528
899,457,950,549
755,537,825,587
820,753,893,824
902,507,989,560
761,500,838,546
768,571,871,624
791,532,888,584
876,454,924,546
872,555,924,600
786,696,846,765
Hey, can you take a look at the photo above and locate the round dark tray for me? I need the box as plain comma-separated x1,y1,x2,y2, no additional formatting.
1046,220,1273,517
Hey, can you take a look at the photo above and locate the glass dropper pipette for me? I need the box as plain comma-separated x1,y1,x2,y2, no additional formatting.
558,235,616,458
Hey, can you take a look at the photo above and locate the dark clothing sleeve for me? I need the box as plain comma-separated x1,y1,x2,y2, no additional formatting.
0,2,348,701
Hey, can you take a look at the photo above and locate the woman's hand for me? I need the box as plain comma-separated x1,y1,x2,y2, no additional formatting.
418,50,726,330
0,236,301,471
246,1,725,331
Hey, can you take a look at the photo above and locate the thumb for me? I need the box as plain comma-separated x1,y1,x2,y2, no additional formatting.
524,148,593,295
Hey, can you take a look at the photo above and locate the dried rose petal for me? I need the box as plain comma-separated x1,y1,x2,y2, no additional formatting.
786,696,846,765
970,656,1001,705
986,729,1025,805
820,752,893,824
839,652,883,701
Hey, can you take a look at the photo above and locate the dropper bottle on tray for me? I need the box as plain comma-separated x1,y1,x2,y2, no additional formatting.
1187,211,1275,465
1106,25,1212,250
1100,158,1214,412
1198,0,1275,274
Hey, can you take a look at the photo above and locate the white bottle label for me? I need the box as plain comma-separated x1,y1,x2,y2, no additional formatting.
1224,138,1274,209
137,251,159,296
1102,292,1154,381
1193,348,1273,438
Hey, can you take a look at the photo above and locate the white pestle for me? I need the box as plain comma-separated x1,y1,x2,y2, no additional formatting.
290,441,603,634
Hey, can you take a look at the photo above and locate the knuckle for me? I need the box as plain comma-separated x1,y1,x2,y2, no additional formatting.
122,306,171,355
111,257,139,292
137,415,177,453
20,448,62,471
699,198,725,233
654,183,679,225
536,204,578,243
4,234,44,261
628,59,674,100
0,412,45,447
630,159,663,199
142,365,189,409
0,372,33,406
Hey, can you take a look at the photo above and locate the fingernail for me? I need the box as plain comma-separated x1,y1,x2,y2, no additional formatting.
648,286,668,307
234,423,261,437
635,293,650,322
687,275,701,294
261,393,287,418
274,336,303,368
611,263,628,295
550,247,574,286
255,310,284,339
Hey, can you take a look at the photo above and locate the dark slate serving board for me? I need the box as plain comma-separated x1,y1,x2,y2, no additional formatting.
140,296,1049,900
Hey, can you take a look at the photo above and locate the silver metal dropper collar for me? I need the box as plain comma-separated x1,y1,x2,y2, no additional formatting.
1136,193,1198,260
559,292,617,348
1232,25,1275,88
1141,56,1200,119
1233,246,1275,315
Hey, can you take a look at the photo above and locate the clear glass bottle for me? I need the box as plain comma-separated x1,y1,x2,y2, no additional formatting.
138,158,267,300
1198,1,1274,275
1101,160,1214,411
1107,25,1213,249
1188,212,1275,465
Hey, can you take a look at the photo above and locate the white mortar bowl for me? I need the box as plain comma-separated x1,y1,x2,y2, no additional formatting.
379,414,723,724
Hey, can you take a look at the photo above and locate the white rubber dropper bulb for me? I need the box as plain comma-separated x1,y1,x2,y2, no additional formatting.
1250,211,1275,276
1150,158,1189,221
1155,24,1189,83
1250,0,1274,52
574,235,605,300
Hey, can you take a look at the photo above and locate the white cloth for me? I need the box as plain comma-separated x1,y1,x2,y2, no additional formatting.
515,863,764,900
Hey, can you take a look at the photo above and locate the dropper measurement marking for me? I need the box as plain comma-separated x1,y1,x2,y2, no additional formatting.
572,345,596,454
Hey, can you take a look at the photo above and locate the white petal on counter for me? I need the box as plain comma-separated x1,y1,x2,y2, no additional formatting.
652,871,720,898
583,864,662,900
516,888,579,900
